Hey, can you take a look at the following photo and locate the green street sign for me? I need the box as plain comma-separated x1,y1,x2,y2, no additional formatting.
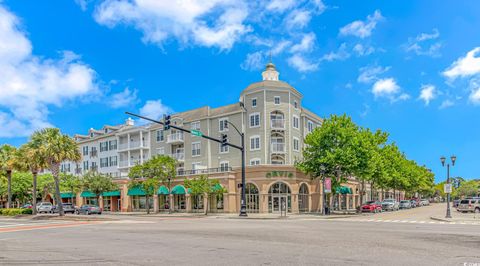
191,129,203,137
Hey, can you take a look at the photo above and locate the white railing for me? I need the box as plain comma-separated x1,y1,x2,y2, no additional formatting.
119,161,129,167
167,133,184,143
271,119,285,129
172,152,185,161
118,143,129,150
271,143,285,153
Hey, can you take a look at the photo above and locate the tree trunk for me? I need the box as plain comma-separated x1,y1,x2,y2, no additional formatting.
371,181,375,201
204,194,208,216
146,195,150,214
52,165,64,216
360,179,365,206
7,170,12,209
71,186,74,205
32,172,38,215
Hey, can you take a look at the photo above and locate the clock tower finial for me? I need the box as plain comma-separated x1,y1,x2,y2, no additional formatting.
262,54,279,81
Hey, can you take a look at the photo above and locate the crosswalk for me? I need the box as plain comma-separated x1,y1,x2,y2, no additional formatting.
337,218,480,225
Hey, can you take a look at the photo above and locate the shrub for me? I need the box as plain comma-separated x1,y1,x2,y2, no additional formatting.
0,208,32,216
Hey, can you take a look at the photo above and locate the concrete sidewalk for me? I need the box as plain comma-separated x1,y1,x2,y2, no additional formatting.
430,215,480,223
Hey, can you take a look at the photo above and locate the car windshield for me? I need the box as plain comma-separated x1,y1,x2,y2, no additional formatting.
400,200,409,203
43,203,52,206
365,201,375,205
383,200,394,203
460,200,470,204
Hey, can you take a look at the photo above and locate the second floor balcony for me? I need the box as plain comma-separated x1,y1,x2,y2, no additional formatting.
167,133,184,144
271,142,285,153
171,150,185,161
271,118,285,129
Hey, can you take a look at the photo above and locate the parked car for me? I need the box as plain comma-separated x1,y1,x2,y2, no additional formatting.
52,203,76,214
420,199,430,206
381,199,399,211
399,200,412,209
457,199,480,213
36,202,53,213
453,199,461,208
21,204,33,209
410,200,418,208
361,201,383,213
76,205,102,215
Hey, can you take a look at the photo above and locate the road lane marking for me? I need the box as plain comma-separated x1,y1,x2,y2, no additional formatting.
0,221,99,233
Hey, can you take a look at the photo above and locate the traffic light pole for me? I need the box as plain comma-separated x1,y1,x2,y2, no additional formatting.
125,112,248,217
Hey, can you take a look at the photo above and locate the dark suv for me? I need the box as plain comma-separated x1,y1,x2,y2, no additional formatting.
52,203,76,214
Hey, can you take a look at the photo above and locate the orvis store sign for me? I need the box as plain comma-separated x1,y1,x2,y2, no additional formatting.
266,171,294,179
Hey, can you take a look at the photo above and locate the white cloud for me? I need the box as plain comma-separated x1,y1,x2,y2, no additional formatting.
357,65,390,84
372,78,400,98
353,43,375,56
285,9,311,30
266,0,297,13
241,51,264,71
339,10,384,38
74,0,93,11
139,100,173,121
287,54,318,72
469,87,480,104
108,87,139,108
0,5,98,138
290,32,316,53
439,99,454,109
94,0,252,50
418,84,436,105
443,47,480,80
271,40,291,55
321,43,350,61
404,29,441,57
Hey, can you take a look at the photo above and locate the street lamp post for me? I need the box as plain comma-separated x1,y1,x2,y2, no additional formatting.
226,120,247,217
440,155,456,219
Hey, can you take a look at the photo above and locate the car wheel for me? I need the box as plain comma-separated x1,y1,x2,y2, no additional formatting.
475,208,480,214
86,211,90,215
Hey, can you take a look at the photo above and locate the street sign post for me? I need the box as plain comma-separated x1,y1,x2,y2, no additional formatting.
191,129,203,137
444,183,452,194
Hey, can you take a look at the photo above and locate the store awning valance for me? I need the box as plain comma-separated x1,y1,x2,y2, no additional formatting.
103,190,121,197
171,185,186,195
335,186,353,194
157,186,169,195
80,191,97,198
128,186,146,196
60,192,75,199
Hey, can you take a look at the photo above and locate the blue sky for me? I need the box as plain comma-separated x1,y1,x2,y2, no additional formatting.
1,0,480,182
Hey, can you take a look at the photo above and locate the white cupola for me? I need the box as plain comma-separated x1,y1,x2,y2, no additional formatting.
262,61,279,81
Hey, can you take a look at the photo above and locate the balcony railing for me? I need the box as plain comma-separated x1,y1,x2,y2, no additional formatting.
171,152,185,161
118,143,129,150
167,133,184,143
271,119,285,129
176,167,232,176
119,160,129,167
271,143,285,153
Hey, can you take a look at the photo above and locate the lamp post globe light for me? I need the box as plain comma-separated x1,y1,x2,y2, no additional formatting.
440,155,456,219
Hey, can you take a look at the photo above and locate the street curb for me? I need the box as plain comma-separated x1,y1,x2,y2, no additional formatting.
430,216,452,223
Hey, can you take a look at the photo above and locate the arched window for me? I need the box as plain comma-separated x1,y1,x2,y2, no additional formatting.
298,183,309,213
268,182,291,213
245,183,259,213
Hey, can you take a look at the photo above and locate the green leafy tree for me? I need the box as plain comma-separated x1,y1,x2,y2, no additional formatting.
11,172,33,206
128,163,157,214
60,173,83,204
455,180,479,198
82,171,118,207
0,144,18,208
37,174,55,201
15,142,46,214
31,128,81,216
184,175,225,215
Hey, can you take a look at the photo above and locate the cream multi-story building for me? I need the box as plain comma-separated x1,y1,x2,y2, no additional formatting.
60,62,393,214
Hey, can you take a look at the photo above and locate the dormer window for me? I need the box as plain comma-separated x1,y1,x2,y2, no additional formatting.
90,132,94,137
252,98,257,108
104,128,108,133
274,96,280,105
294,101,298,109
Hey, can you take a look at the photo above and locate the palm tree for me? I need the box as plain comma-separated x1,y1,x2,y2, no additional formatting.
15,142,46,215
0,144,17,208
32,128,81,216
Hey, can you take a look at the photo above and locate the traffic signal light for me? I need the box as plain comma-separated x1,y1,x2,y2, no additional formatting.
164,115,171,130
221,134,228,146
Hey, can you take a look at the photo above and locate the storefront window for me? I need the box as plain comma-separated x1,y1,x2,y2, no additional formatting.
245,183,259,213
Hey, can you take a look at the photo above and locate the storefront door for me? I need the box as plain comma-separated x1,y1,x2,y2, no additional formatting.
272,196,287,214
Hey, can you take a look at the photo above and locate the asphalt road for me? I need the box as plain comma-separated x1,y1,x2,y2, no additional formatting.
0,206,479,266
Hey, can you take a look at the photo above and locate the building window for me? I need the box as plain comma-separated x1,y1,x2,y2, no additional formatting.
274,96,280,105
250,136,260,151
110,156,118,167
100,158,109,168
157,147,165,155
293,116,299,129
249,113,260,128
191,121,201,131
250,158,261,166
307,120,314,133
252,98,257,108
220,144,229,153
109,140,117,150
192,142,201,157
82,146,89,156
219,118,229,132
100,141,108,152
294,100,298,109
192,162,201,174
293,138,300,151
220,161,230,172
156,130,164,142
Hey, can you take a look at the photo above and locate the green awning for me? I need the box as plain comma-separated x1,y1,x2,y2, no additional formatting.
335,186,353,194
212,183,223,192
81,191,97,198
103,190,121,197
157,186,169,195
171,185,186,195
60,192,75,199
128,186,146,196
